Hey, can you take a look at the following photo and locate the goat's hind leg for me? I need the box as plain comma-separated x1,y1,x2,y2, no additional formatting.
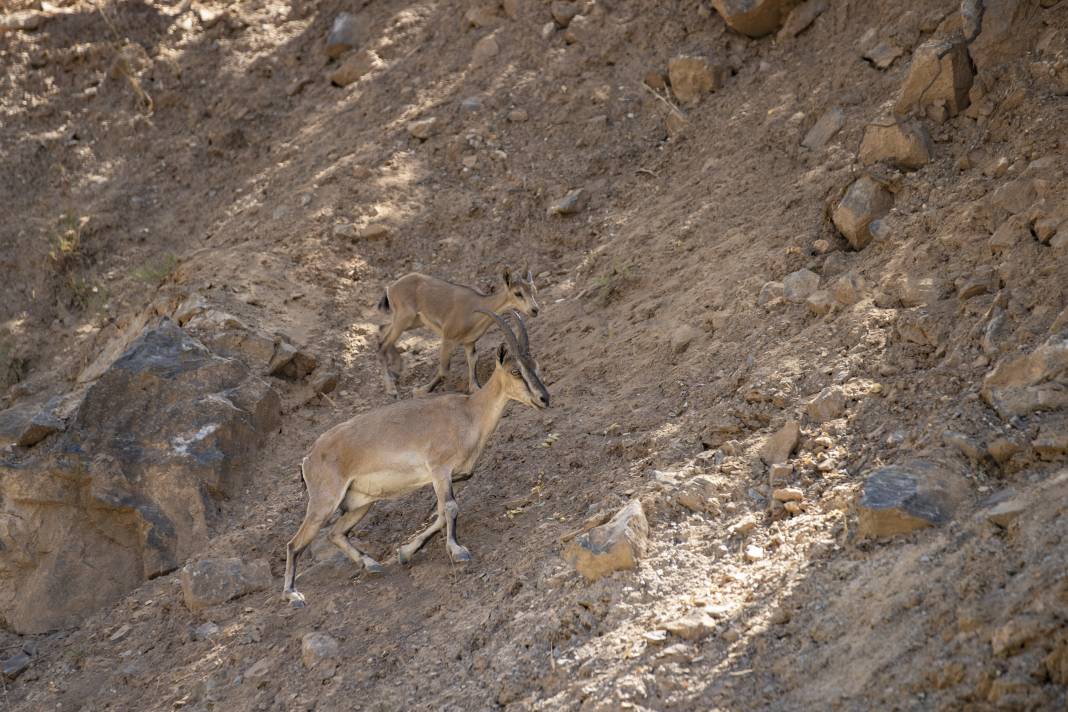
329,503,385,574
283,489,339,607
377,315,411,397
397,509,444,565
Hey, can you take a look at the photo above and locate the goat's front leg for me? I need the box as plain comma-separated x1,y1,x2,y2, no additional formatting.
464,342,480,393
430,466,470,563
415,340,453,396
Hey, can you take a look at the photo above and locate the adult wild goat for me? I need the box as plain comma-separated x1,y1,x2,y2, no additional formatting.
376,269,539,396
283,310,549,606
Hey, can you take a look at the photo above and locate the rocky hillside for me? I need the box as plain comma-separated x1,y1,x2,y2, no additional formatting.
1,0,1066,709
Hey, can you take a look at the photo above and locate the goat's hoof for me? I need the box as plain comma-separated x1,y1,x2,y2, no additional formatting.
449,546,472,563
364,560,386,574
283,590,306,607
397,549,412,566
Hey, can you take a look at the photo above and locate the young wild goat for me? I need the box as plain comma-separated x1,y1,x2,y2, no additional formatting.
282,310,550,606
376,269,539,396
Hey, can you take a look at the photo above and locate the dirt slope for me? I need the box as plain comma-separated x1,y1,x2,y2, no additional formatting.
2,0,1067,710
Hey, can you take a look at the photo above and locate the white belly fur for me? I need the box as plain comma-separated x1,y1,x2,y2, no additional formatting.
347,467,432,507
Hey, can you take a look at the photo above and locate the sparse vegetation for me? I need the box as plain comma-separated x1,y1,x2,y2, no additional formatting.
132,253,178,285
47,213,89,266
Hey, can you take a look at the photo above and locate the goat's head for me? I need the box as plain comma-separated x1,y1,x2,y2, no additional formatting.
501,268,540,317
477,309,550,409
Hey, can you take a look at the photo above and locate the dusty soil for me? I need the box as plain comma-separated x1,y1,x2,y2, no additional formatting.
1,0,1067,710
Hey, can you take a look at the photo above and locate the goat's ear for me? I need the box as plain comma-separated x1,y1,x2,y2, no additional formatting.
496,343,507,364
502,269,511,286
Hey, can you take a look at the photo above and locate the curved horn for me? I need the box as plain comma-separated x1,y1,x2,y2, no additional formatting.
475,309,521,356
510,309,529,353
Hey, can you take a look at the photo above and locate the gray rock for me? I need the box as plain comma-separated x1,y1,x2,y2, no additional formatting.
783,269,820,303
180,558,272,611
832,176,893,250
0,398,66,449
547,188,588,216
2,651,31,681
856,461,964,538
801,107,844,150
0,321,281,633
193,621,221,640
325,13,359,59
991,179,1036,216
302,632,340,669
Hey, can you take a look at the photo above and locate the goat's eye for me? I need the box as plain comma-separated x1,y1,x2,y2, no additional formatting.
510,368,521,377
514,291,522,297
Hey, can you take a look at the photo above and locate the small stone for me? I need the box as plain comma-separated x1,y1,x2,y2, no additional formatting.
193,622,220,640
301,632,340,669
1033,420,1068,461
664,612,717,640
408,117,439,140
0,10,44,32
807,386,846,422
310,370,339,395
670,325,701,354
668,56,726,105
984,494,1027,528
196,6,224,28
777,0,826,40
330,50,380,87
508,109,529,123
863,42,904,69
806,290,834,316
833,176,893,250
550,1,580,27
2,652,31,681
984,157,1010,178
246,657,272,679
180,558,272,611
675,475,720,514
540,21,556,39
744,544,765,562
665,111,688,138
109,623,131,642
768,462,793,486
643,71,667,91
460,96,483,112
859,117,933,170
502,0,520,20
732,514,758,535
757,281,785,306
801,107,845,151
958,267,998,300
783,268,820,303
547,188,588,216
712,0,790,37
325,13,358,59
942,430,984,461
783,501,802,514
772,487,803,502
856,461,963,538
333,223,357,239
894,38,974,117
357,224,390,241
471,35,499,67
464,5,499,28
563,500,648,581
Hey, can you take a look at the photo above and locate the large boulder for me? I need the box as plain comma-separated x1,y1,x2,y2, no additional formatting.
180,557,272,611
0,320,280,633
711,0,789,38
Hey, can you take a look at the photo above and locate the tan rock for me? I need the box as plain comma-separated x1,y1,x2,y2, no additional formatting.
325,13,358,59
833,176,893,250
772,487,803,502
471,35,499,67
408,117,439,140
180,558,272,611
832,272,865,305
759,420,800,465
664,612,717,640
894,38,974,118
777,0,826,40
550,1,580,28
807,385,846,422
330,50,380,87
783,268,819,303
981,335,1068,417
564,500,648,581
859,117,933,170
806,290,834,316
991,179,1037,216
711,0,789,38
667,56,726,105
863,42,904,70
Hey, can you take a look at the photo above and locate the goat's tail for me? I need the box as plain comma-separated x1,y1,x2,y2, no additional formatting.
377,291,390,314
298,459,308,492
